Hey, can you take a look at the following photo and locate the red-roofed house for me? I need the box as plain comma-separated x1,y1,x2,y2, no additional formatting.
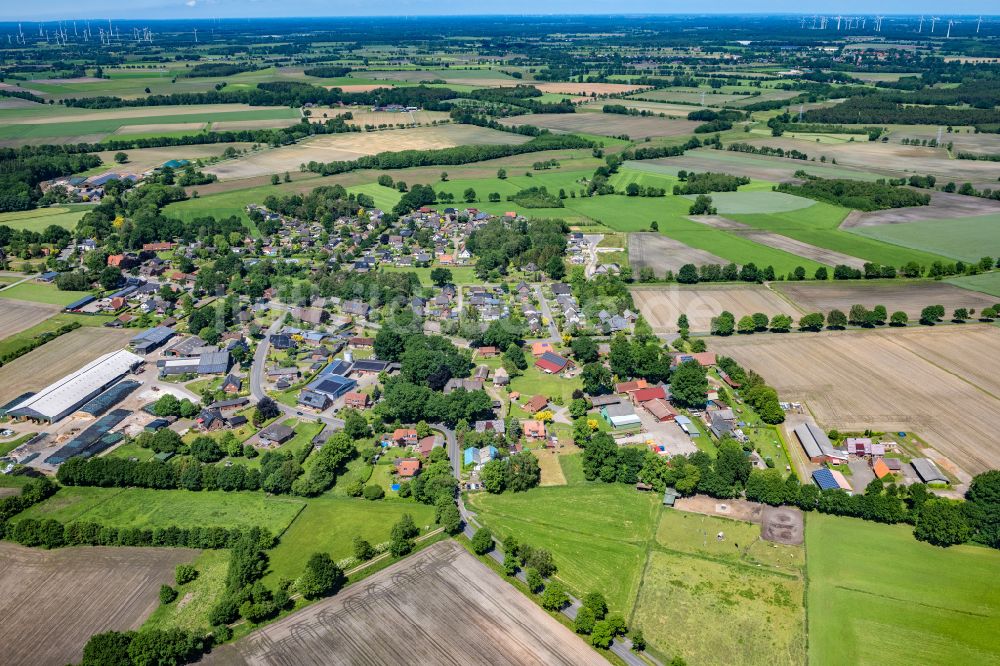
475,346,497,358
631,386,666,404
615,380,648,394
396,458,421,478
523,419,546,441
524,394,549,414
535,351,570,374
530,341,554,356
107,254,126,267
393,428,418,446
417,435,438,457
344,392,369,409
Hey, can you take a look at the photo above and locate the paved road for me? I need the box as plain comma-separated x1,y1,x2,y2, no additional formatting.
249,304,344,430
0,272,40,293
533,285,562,344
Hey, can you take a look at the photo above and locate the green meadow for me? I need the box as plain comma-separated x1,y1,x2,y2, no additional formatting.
0,207,86,232
851,213,1000,263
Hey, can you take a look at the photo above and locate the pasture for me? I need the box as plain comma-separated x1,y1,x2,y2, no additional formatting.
631,284,801,333
204,125,531,180
633,511,806,665
684,191,814,215
807,512,1000,666
0,326,133,405
205,541,605,666
772,280,998,322
0,543,198,666
16,486,305,534
0,206,85,232
628,232,728,275
709,325,1000,474
263,496,436,585
507,113,702,139
466,484,660,613
850,213,1000,263
0,300,60,340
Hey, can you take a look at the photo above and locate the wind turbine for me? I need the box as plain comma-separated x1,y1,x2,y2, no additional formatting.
976,17,982,34
931,17,939,33
193,28,198,43
947,19,958,38
918,16,924,33
835,15,843,30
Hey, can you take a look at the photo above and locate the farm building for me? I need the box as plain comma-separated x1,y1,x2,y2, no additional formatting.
615,380,648,394
7,350,143,423
304,372,357,401
352,359,390,375
872,458,892,480
44,409,131,464
158,351,231,376
644,398,676,422
590,395,623,408
601,403,642,429
911,458,949,485
129,326,176,354
794,423,848,464
674,415,698,437
812,468,853,494
535,352,571,374
76,380,141,418
632,386,667,404
63,295,96,313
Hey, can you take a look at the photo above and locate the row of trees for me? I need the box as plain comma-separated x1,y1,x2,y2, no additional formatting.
6,518,259,550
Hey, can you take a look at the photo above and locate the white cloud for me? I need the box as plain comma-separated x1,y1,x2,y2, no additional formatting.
185,0,197,6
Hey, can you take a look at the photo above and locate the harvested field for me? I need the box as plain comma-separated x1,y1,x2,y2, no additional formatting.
507,112,701,139
631,284,800,333
329,109,450,127
95,143,256,173
3,104,291,125
205,125,530,181
841,191,1000,228
0,542,198,666
210,119,300,131
532,82,648,95
772,280,998,321
579,99,698,117
0,301,60,339
628,232,727,274
113,122,206,135
323,83,391,93
0,327,133,405
692,215,867,268
204,540,603,666
628,149,881,182
629,88,752,105
710,325,1000,474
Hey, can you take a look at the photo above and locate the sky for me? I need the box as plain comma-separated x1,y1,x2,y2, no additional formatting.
0,3,995,21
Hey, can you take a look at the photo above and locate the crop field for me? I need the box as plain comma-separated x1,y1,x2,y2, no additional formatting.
709,325,1000,474
354,68,520,86
0,281,92,306
264,496,436,585
16,486,305,534
628,150,883,182
209,118,301,131
507,112,702,139
578,99,698,117
0,326,133,405
532,81,648,95
730,203,953,267
93,143,256,173
628,232,728,274
842,191,1000,228
685,191,814,214
0,299,60,339
850,213,1000,263
948,272,1000,298
467,484,660,613
631,284,801,333
204,125,531,180
807,513,1000,666
629,88,753,105
772,280,998,322
0,206,86,232
0,542,198,666
205,540,604,666
332,109,451,127
633,511,806,665
112,121,206,135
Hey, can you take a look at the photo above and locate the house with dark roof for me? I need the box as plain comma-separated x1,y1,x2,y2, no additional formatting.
297,390,331,410
259,423,294,446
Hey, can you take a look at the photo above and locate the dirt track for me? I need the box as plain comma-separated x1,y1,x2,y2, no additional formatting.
628,232,728,274
691,216,867,268
204,540,603,666
0,542,198,666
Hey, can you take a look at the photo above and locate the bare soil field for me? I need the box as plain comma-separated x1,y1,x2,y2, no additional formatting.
112,122,206,135
841,192,1000,228
710,325,1000,474
772,280,998,320
745,137,1000,181
508,113,701,139
533,82,649,96
332,109,451,126
95,143,255,173
0,542,198,666
205,125,530,181
204,540,602,666
0,301,60,339
0,327,133,405
9,104,289,125
629,232,727,274
674,494,764,522
579,99,698,117
693,216,867,268
210,119,300,131
631,284,800,333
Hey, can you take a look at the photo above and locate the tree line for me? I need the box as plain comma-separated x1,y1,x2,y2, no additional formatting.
6,516,260,551
776,176,931,212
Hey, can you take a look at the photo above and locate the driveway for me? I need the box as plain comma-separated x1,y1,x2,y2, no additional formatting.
848,459,876,494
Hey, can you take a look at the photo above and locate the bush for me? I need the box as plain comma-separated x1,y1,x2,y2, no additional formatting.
525,568,543,593
353,536,375,561
159,584,178,604
297,552,346,600
175,564,198,585
362,484,385,501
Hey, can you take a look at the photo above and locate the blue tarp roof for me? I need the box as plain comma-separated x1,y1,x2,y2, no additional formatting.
812,468,840,491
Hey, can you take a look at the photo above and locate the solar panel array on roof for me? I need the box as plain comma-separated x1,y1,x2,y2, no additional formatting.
44,409,131,464
130,326,175,352
812,468,840,491
78,380,141,417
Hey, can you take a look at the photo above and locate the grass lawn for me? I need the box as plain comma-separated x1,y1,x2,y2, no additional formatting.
806,512,1000,666
730,202,952,267
381,264,478,286
326,444,375,497
466,484,659,613
948,272,1000,299
263,495,436,585
103,442,157,462
0,206,86,232
851,213,1000,263
557,452,589,485
16,486,305,535
0,313,114,358
0,282,91,306
509,364,582,407
0,433,34,457
143,549,229,634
